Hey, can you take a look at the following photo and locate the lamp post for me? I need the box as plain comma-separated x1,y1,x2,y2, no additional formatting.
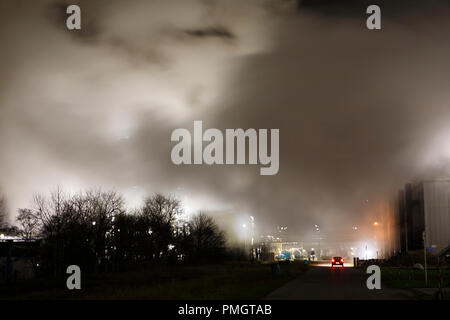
241,223,248,258
373,221,383,259
250,216,255,247
314,225,321,258
423,231,428,286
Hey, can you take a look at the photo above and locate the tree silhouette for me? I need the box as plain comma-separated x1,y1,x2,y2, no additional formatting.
187,212,226,261
17,208,40,240
15,188,232,277
31,188,125,275
140,194,182,261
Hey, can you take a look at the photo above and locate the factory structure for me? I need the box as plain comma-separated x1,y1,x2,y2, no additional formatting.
202,177,450,262
396,179,450,256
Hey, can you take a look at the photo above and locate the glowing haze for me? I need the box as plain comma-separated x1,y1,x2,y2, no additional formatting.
1,0,450,240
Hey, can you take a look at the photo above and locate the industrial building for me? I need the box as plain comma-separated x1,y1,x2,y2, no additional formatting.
397,179,450,255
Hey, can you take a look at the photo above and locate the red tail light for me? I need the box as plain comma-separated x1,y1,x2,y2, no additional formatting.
340,258,344,263
331,258,335,262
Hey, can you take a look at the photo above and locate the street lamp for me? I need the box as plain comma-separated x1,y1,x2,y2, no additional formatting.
314,225,321,258
249,216,256,258
249,216,255,247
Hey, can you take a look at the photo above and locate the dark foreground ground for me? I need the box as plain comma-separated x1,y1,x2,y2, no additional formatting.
266,264,449,300
3,261,448,300
1,261,307,300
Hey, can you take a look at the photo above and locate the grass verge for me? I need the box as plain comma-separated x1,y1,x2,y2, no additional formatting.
2,261,307,300
381,267,450,289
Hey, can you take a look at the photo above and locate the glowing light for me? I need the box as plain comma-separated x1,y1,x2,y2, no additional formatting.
373,221,379,226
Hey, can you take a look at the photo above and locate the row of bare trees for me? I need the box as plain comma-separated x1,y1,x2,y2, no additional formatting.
11,188,226,277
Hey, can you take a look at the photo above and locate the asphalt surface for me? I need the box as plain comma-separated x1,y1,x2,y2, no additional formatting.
266,265,416,300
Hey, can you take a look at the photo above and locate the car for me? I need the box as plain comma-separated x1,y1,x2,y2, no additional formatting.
331,256,344,267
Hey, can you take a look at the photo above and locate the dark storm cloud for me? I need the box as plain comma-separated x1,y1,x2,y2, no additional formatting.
1,0,450,240
208,1,450,234
0,0,282,218
185,26,235,39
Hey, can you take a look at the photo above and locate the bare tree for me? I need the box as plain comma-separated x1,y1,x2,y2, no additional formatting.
77,189,125,269
188,212,226,259
17,208,41,240
30,187,126,275
140,194,182,260
141,194,181,225
32,186,67,236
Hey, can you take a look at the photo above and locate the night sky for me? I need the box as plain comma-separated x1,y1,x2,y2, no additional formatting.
1,0,450,239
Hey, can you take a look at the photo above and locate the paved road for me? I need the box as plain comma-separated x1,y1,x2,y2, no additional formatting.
266,265,416,300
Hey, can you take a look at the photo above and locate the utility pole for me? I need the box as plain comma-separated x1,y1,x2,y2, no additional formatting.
422,231,428,286
6,240,13,284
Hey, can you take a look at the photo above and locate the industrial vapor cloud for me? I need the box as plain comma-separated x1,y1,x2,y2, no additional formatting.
1,0,450,237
